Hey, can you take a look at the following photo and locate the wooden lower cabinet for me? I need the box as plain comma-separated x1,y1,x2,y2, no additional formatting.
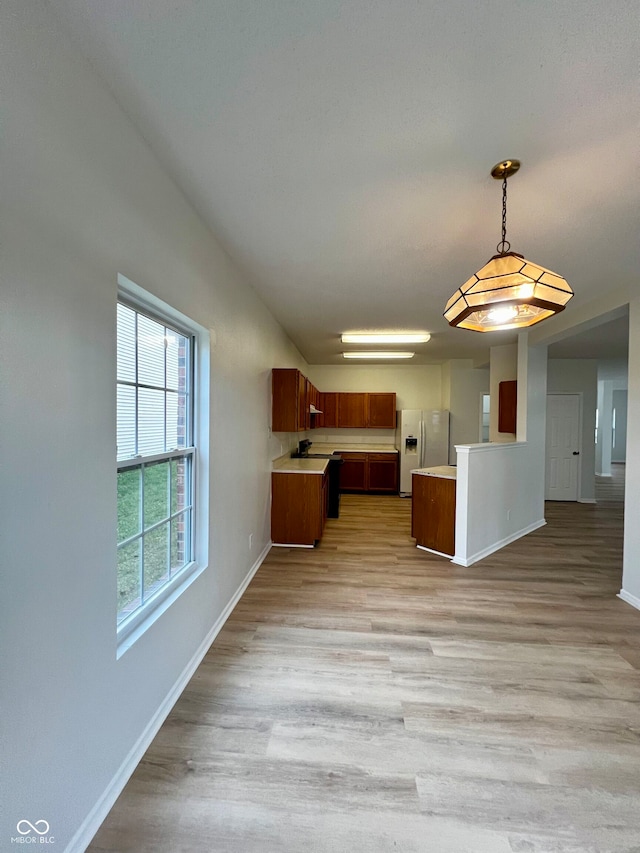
271,471,328,546
411,473,456,556
339,453,368,491
367,454,399,492
340,452,398,494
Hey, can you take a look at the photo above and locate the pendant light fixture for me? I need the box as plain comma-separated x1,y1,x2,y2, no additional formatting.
444,159,573,332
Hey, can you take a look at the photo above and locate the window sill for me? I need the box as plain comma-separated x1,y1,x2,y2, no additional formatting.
116,560,207,659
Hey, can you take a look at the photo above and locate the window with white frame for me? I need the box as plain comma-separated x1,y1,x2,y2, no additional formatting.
116,300,195,627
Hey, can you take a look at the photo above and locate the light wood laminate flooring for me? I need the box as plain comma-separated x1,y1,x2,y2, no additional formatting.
90,472,640,853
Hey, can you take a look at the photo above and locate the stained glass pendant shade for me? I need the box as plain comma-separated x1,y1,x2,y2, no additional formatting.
444,160,573,332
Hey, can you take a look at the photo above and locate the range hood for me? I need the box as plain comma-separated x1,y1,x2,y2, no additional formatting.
309,404,323,414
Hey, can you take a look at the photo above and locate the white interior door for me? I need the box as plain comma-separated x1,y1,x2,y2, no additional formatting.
546,394,580,501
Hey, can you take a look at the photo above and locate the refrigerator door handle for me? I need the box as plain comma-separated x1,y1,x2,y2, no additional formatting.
419,418,425,468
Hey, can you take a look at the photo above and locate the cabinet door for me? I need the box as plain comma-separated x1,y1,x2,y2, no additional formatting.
309,382,320,430
411,474,456,556
297,374,310,432
321,471,329,528
271,472,323,545
366,393,397,429
339,453,367,491
318,392,338,428
367,454,398,492
337,393,367,428
498,380,517,434
272,368,301,432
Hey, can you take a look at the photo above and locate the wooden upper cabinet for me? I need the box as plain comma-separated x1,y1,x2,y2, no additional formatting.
498,380,517,434
336,392,396,428
272,368,309,432
337,393,367,428
318,392,338,429
273,372,397,432
366,393,396,429
309,382,320,430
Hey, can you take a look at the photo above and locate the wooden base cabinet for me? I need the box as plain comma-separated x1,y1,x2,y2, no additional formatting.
411,473,456,556
340,453,367,491
367,454,399,492
340,452,398,494
271,472,328,546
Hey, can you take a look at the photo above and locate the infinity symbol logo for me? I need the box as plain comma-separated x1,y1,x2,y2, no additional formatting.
17,820,50,836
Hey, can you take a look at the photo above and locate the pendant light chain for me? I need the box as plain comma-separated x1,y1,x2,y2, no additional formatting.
497,173,510,255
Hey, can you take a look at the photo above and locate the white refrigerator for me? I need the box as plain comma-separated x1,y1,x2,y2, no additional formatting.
395,409,450,496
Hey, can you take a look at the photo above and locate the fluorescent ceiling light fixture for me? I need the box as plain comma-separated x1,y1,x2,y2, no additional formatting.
341,332,431,344
444,159,573,332
342,351,415,359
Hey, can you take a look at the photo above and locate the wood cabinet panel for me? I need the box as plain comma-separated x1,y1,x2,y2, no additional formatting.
411,474,456,556
339,453,367,491
272,368,302,432
367,454,398,492
271,472,325,545
366,393,397,429
274,372,397,432
299,375,311,431
337,393,367,428
498,380,517,434
318,392,338,428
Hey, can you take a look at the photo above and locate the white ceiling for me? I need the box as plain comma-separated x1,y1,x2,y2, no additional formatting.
47,0,639,364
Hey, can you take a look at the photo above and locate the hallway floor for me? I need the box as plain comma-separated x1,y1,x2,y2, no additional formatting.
89,482,640,853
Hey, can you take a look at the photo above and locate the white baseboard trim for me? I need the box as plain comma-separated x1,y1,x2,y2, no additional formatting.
578,498,597,504
451,519,546,567
416,544,454,559
618,589,640,612
66,540,272,853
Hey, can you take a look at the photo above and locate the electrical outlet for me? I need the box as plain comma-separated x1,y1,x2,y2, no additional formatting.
249,533,253,549
506,509,511,521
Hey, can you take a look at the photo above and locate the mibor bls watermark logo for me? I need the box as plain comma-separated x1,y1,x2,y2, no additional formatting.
11,820,55,845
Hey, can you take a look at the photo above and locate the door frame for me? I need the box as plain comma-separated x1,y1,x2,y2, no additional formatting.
545,392,584,502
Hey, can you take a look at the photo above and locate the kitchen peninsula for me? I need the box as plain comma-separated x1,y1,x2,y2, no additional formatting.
411,465,457,557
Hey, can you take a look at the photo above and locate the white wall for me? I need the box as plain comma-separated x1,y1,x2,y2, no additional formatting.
489,344,518,442
306,364,442,411
621,296,640,606
307,363,490,454
444,360,490,463
596,367,629,475
0,1,305,848
547,359,598,501
454,336,547,566
612,390,628,463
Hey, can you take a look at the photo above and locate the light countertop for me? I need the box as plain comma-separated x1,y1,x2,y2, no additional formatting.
272,443,398,474
305,443,398,454
411,465,457,480
272,457,329,475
